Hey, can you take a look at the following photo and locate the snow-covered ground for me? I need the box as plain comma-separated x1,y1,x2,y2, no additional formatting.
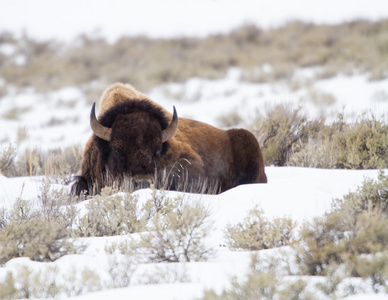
0,167,387,299
1,1,388,299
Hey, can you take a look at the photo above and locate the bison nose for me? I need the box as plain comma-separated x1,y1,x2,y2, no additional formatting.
135,179,151,189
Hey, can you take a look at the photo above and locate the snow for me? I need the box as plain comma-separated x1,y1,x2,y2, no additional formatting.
1,1,388,299
0,167,387,299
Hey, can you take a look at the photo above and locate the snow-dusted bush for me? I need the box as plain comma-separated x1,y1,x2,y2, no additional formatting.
138,194,214,262
353,253,388,293
105,255,137,288
0,218,77,264
295,211,388,276
332,170,388,215
0,266,62,299
0,265,102,299
76,188,146,237
200,253,316,300
294,171,388,277
136,264,190,285
0,187,81,264
63,266,102,297
225,205,296,251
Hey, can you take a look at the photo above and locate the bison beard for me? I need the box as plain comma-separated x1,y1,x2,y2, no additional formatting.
71,83,267,196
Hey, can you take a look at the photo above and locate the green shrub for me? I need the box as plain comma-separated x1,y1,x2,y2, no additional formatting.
225,205,296,250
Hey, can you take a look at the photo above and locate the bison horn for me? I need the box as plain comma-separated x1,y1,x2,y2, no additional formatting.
162,106,178,142
90,102,112,141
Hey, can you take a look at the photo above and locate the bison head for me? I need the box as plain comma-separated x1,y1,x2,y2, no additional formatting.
90,101,178,188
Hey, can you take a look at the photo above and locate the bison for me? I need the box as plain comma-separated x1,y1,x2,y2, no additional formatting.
72,83,267,195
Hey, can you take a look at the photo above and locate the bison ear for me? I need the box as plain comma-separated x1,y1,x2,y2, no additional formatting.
162,106,178,142
90,102,112,142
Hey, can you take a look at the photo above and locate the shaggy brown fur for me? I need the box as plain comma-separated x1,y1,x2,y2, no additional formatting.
72,83,267,195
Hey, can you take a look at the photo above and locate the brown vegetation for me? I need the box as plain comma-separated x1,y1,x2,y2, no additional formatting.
1,19,387,94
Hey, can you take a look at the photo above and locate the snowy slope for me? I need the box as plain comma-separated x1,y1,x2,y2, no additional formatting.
0,167,387,300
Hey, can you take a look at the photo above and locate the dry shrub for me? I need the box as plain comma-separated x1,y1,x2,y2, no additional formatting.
332,170,388,214
44,146,83,181
256,106,388,169
0,144,17,176
200,253,315,300
293,171,388,276
0,264,102,299
0,183,81,264
0,266,62,299
255,104,323,166
288,136,339,168
0,272,17,299
295,212,388,276
63,266,102,297
334,116,388,169
76,188,146,237
14,145,83,179
17,147,46,176
138,194,214,262
105,255,137,288
136,264,190,285
225,205,296,251
353,252,388,293
0,218,76,264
